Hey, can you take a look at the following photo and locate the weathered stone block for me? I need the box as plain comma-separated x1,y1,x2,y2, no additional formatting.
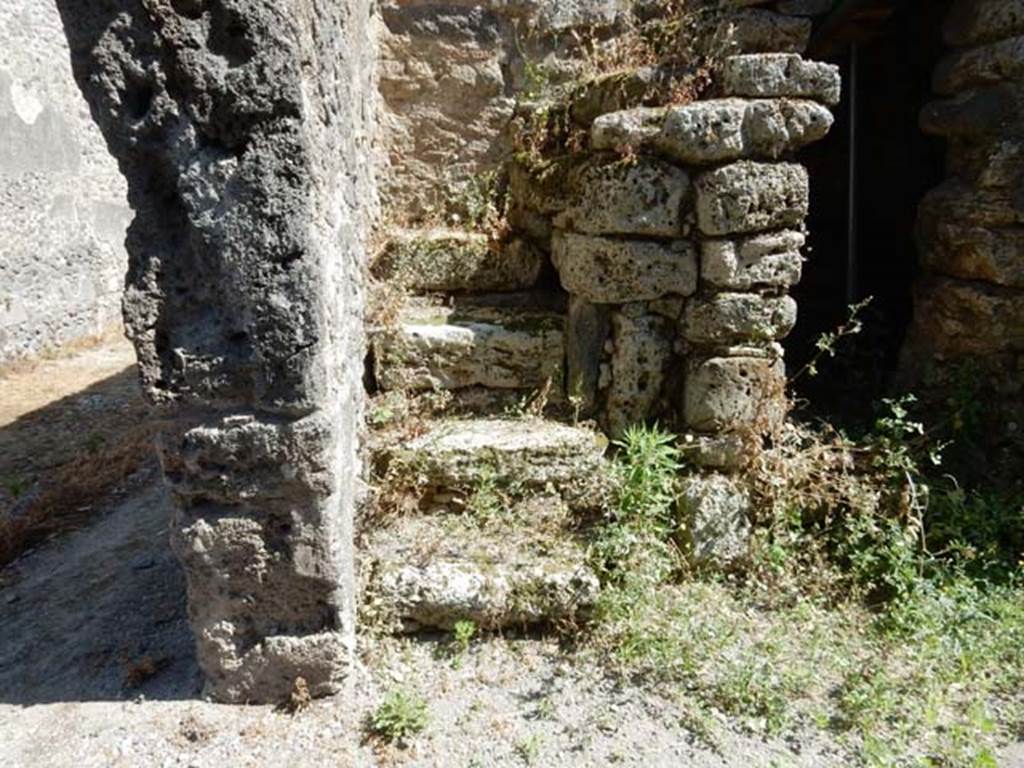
570,66,675,126
679,474,751,566
918,178,1023,229
372,229,544,293
683,355,786,432
567,296,612,414
934,36,1024,96
954,138,1024,189
374,305,565,392
722,54,841,106
657,98,832,164
944,0,1024,47
695,161,809,236
591,106,667,150
388,417,609,501
554,157,691,237
920,222,1024,288
702,230,805,289
920,85,1024,140
906,276,1024,356
367,516,600,631
552,232,698,303
682,432,754,472
509,154,583,215
682,293,797,345
727,9,812,54
606,307,674,438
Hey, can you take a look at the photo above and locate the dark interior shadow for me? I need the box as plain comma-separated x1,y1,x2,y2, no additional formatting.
0,366,201,704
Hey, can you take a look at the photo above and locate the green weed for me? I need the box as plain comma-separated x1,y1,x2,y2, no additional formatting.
368,689,430,744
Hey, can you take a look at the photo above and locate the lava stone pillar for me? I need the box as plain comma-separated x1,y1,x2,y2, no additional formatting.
54,0,377,702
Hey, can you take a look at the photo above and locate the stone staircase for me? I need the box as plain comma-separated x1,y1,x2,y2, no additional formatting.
362,21,843,631
363,229,610,632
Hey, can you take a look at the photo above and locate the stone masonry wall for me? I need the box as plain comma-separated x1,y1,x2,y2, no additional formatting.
377,0,630,222
54,0,377,703
0,0,131,364
508,1,839,473
903,0,1024,419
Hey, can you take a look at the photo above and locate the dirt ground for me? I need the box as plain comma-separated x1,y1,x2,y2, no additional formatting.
0,478,844,768
2,338,1023,767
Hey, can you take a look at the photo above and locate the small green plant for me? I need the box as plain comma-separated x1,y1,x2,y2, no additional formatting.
591,423,682,587
448,619,477,668
516,733,543,765
465,464,506,522
453,619,476,652
368,689,429,744
791,297,872,382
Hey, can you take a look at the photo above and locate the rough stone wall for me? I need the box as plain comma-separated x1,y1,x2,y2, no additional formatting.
507,2,838,472
0,0,131,364
376,0,630,222
54,0,377,703
903,0,1024,412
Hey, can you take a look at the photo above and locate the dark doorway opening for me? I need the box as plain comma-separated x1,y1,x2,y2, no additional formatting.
785,0,952,426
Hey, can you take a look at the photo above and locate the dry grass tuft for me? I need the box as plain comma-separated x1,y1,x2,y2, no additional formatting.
0,423,158,568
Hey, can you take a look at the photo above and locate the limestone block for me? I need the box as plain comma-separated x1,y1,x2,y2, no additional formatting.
695,161,809,236
702,230,805,289
570,67,674,127
552,232,698,303
567,296,612,414
388,417,609,500
921,224,1024,288
682,432,754,472
920,85,1023,140
722,54,841,106
918,178,1023,229
907,276,1024,356
683,355,786,432
682,293,797,345
657,98,833,164
934,36,1024,96
679,474,752,566
373,229,544,293
554,157,691,237
591,107,667,150
727,9,812,54
367,517,600,630
944,0,1024,48
374,305,565,392
606,307,674,438
536,0,630,31
508,155,583,215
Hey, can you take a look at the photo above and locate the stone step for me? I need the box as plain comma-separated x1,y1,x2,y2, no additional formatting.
371,228,544,293
362,515,600,631
372,303,566,393
379,417,609,507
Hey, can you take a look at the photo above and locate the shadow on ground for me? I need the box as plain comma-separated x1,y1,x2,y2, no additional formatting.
0,346,201,704
0,479,201,704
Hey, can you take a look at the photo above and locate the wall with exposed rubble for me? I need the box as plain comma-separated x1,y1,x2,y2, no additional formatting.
368,1,840,571
505,2,839,469
0,0,131,364
902,0,1024,425
376,0,632,223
